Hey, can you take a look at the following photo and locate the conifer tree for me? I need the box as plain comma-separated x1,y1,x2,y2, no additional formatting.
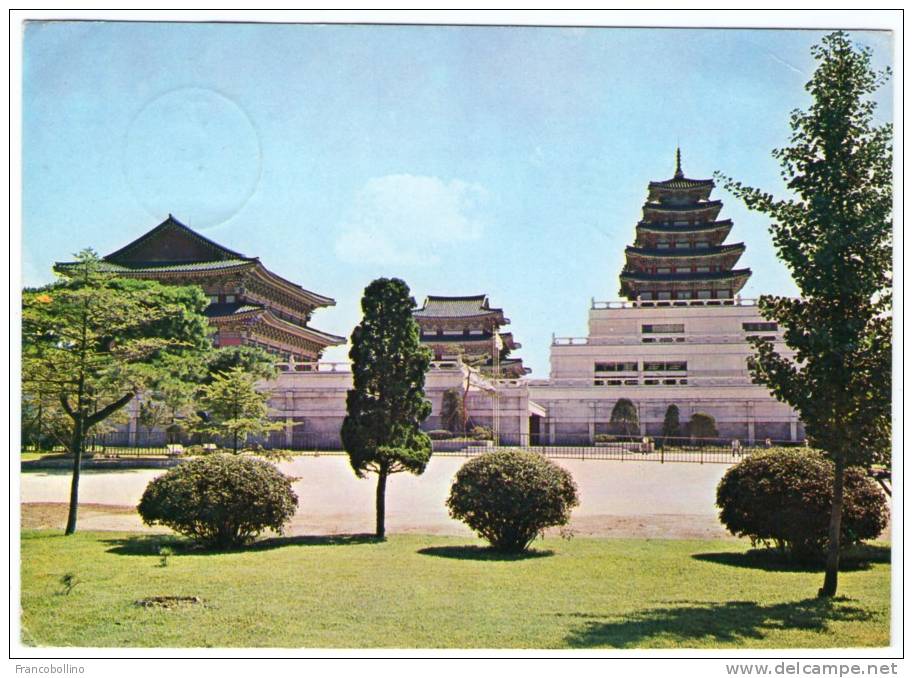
341,278,433,539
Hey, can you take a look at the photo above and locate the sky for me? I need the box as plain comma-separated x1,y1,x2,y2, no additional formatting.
20,21,894,376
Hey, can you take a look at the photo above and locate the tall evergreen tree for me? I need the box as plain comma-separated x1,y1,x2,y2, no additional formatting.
719,32,892,597
661,404,681,443
341,278,433,539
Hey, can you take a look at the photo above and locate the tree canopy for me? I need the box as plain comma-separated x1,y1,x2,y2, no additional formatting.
718,31,892,596
22,251,212,533
341,278,433,538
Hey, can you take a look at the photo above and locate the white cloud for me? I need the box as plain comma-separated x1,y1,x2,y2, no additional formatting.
334,174,487,266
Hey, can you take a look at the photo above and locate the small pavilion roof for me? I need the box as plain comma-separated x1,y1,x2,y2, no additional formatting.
414,295,507,322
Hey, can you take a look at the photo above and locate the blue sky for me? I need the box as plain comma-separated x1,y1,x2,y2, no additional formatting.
21,22,894,376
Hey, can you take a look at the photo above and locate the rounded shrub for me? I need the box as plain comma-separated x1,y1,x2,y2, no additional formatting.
446,450,579,552
716,448,888,559
138,454,298,549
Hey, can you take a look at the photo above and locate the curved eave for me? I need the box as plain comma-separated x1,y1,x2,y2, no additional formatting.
414,311,508,325
250,263,336,309
620,268,751,283
643,202,723,221
57,260,259,276
258,309,345,347
635,219,732,235
209,307,345,347
625,244,745,260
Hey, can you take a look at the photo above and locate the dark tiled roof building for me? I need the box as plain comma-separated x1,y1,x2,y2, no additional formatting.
413,295,530,377
57,215,344,363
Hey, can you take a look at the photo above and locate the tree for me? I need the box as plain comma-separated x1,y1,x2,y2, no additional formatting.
609,398,639,440
440,387,466,434
718,32,892,597
22,251,211,534
341,278,433,539
662,404,682,444
195,366,281,452
687,412,719,441
203,345,278,384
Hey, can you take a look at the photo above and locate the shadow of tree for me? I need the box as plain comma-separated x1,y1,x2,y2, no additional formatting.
102,533,381,556
564,597,874,648
417,545,554,561
692,544,891,573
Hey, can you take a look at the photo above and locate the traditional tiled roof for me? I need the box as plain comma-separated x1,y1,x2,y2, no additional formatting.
620,268,752,282
648,177,714,190
636,219,732,233
643,200,722,212
104,215,251,264
413,295,505,320
85,259,256,274
203,302,265,318
625,243,745,259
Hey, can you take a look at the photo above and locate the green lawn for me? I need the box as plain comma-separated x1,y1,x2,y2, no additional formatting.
20,530,891,649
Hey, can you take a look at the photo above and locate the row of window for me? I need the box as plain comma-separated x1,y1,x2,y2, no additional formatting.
648,265,718,274
594,378,689,387
595,361,687,373
653,240,711,250
742,322,778,332
639,290,733,301
209,293,238,304
421,329,490,338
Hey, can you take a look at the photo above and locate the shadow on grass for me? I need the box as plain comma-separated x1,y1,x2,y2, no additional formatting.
102,533,380,556
417,545,554,561
564,597,875,648
692,544,891,573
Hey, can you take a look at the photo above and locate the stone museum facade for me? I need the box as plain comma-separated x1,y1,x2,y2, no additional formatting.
73,152,804,449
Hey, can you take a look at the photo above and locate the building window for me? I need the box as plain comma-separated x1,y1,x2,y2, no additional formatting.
677,291,693,299
642,323,684,334
714,289,730,299
624,379,638,386
697,290,712,299
656,267,672,274
656,240,671,249
657,292,672,300
663,379,677,385
743,322,778,332
640,292,654,300
694,266,710,273
209,295,219,304
644,379,660,385
225,294,236,304
595,362,638,373
643,361,688,372
695,241,709,249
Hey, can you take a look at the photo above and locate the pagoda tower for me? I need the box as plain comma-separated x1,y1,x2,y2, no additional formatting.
619,149,751,301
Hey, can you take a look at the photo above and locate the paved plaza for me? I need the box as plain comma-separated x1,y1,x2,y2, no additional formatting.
20,455,735,539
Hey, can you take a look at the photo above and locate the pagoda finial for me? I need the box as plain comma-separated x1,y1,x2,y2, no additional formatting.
674,146,684,179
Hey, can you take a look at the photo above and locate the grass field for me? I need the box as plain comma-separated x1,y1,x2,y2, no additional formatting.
20,530,891,649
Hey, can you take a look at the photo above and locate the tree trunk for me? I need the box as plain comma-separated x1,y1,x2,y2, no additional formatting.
64,418,84,535
375,468,388,540
820,454,846,597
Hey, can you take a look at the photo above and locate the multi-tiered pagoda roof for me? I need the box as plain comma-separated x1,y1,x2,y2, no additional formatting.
413,295,529,377
56,215,344,362
619,150,751,301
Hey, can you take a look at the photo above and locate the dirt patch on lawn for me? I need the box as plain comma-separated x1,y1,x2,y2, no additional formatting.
20,503,155,531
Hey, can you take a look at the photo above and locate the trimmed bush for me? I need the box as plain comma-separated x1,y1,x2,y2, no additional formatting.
138,454,298,549
469,425,494,441
716,448,888,560
446,450,579,552
427,429,456,441
688,412,718,440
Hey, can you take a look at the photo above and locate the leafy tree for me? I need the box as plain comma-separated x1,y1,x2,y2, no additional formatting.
609,398,639,440
718,32,892,597
440,387,466,434
688,412,719,441
662,404,682,443
195,366,281,452
341,278,433,539
22,251,211,534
